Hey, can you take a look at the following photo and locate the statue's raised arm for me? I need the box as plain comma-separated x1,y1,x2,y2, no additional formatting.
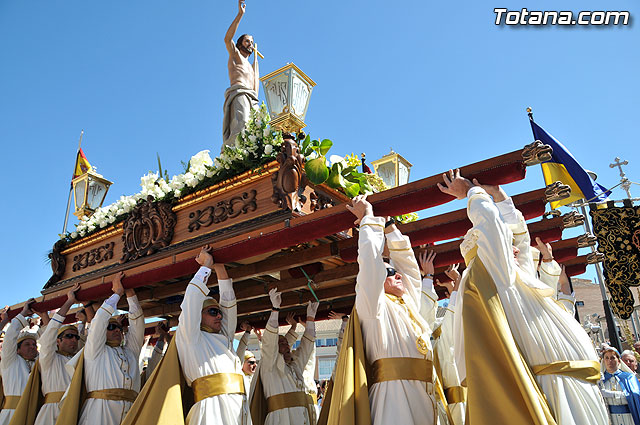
222,0,259,151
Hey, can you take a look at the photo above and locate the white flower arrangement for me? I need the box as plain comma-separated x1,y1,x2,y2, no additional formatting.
66,104,283,242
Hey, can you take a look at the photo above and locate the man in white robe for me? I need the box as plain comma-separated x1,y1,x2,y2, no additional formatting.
251,289,318,425
347,194,437,425
283,313,320,414
439,169,608,425
175,245,247,425
77,272,145,425
0,299,42,425
34,284,81,425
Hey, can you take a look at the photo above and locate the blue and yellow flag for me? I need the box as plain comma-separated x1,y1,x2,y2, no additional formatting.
530,119,609,209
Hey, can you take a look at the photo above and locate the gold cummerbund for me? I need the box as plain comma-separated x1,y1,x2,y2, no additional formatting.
445,386,467,404
266,391,314,413
532,360,600,385
192,372,245,403
43,391,65,404
369,357,433,385
86,388,138,402
2,395,21,410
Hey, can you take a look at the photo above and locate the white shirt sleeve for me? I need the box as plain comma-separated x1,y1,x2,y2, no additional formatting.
419,277,438,331
1,314,28,370
354,216,386,320
177,266,211,348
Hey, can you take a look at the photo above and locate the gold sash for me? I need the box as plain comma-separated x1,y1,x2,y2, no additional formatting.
368,357,433,385
2,395,20,409
266,391,314,413
445,386,467,404
431,325,442,340
43,391,65,404
86,388,138,402
266,391,316,423
532,360,601,385
191,372,245,403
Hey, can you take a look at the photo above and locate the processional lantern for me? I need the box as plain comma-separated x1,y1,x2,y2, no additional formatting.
261,63,316,133
72,170,113,218
371,149,413,188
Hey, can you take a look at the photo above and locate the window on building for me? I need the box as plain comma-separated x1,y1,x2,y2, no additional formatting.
318,358,336,380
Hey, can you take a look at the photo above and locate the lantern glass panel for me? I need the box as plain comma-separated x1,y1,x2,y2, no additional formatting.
398,162,410,186
264,71,290,117
291,72,310,117
87,179,107,210
377,162,396,188
74,179,86,211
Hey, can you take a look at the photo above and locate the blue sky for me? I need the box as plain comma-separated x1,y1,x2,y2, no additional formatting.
0,1,638,307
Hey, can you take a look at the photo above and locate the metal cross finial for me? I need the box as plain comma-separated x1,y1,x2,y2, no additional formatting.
609,157,632,199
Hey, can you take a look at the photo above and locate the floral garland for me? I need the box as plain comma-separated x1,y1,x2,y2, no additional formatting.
65,103,415,243
67,104,283,241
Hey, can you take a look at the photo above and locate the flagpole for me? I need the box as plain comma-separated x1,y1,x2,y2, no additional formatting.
60,130,84,236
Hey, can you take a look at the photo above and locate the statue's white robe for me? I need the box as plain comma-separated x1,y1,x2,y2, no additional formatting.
0,314,36,425
78,295,145,425
453,188,608,425
34,313,75,425
259,322,316,425
176,267,246,425
355,216,437,425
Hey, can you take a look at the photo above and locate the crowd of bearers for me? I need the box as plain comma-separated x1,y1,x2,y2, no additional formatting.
0,170,629,425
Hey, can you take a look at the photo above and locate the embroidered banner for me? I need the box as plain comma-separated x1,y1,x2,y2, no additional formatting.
591,203,640,319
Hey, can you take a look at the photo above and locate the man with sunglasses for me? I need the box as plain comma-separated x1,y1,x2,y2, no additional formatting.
176,244,247,425
342,194,437,425
74,271,144,425
29,283,82,425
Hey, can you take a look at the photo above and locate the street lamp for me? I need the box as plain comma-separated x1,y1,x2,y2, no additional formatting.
370,149,413,188
261,63,316,134
72,170,113,218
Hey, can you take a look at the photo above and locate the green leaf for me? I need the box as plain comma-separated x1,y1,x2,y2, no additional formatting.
305,157,329,184
326,163,346,189
319,139,333,155
301,135,312,156
344,181,361,198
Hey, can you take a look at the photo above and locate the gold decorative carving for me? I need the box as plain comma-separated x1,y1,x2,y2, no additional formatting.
73,242,115,272
188,190,258,232
542,210,562,220
121,196,177,263
271,134,307,211
544,181,572,203
522,140,553,166
561,211,585,228
576,234,598,248
586,252,605,264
